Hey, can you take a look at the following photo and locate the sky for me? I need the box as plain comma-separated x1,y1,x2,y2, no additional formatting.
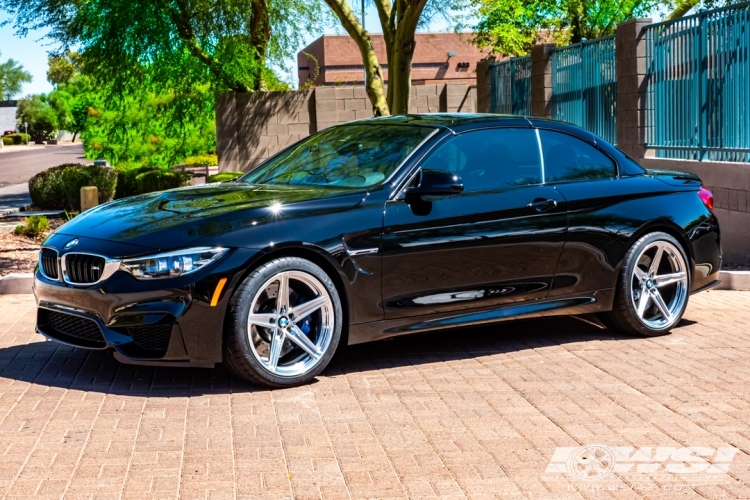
0,12,56,96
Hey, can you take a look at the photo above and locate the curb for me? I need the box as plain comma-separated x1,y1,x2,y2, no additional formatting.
0,274,34,294
715,271,750,291
0,207,21,218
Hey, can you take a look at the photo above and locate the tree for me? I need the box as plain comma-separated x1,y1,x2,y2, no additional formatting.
16,95,58,141
0,52,32,100
471,0,661,56
322,0,460,116
46,53,91,142
0,0,325,95
1,0,320,166
47,52,82,86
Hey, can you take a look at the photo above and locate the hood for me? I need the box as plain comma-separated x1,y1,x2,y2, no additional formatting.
55,182,366,250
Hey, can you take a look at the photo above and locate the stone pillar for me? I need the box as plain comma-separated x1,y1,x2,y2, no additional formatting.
476,59,494,113
531,44,555,118
616,18,652,159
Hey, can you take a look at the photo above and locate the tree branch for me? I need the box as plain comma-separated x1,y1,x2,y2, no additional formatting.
666,0,700,20
165,0,251,92
373,0,394,49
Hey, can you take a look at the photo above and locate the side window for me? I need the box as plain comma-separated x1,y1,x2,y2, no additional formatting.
539,130,616,183
419,128,542,192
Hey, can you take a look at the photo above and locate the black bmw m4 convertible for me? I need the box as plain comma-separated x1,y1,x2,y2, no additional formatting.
34,114,721,387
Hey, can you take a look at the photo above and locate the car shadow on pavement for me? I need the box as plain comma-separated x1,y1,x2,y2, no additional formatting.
0,315,687,395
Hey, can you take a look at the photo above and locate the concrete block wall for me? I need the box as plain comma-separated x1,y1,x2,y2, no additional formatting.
314,86,372,130
217,83,476,171
641,158,750,265
216,91,315,172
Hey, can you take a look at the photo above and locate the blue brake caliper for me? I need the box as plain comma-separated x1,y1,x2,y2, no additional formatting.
300,315,312,335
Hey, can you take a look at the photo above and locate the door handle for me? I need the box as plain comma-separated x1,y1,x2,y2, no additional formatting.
527,198,558,212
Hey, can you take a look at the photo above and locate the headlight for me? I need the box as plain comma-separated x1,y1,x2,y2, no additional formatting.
120,247,228,280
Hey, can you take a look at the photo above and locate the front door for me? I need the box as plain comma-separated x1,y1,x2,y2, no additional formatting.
381,127,568,319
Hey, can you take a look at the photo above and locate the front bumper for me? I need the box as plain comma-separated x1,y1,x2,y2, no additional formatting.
33,244,262,366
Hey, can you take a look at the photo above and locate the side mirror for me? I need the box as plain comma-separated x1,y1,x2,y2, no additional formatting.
405,169,464,199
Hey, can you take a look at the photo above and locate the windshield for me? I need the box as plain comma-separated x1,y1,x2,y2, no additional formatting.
241,124,435,188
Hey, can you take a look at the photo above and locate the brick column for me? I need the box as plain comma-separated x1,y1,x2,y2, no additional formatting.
476,59,494,113
531,44,555,118
616,18,652,159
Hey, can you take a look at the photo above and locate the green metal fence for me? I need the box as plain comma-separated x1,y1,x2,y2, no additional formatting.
551,35,618,144
490,56,532,115
645,2,750,162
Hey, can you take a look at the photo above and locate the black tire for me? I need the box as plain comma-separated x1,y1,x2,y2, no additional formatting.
223,257,343,387
598,231,690,337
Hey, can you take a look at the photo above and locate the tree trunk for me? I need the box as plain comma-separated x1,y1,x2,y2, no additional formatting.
72,131,78,143
388,37,416,115
250,0,271,91
385,0,427,115
360,34,390,116
323,0,390,116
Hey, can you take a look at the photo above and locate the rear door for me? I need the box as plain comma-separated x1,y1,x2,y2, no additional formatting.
381,127,568,319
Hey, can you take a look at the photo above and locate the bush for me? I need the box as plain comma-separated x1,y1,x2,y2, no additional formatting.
14,215,50,238
115,166,190,199
182,153,218,167
2,137,11,146
5,133,30,145
207,172,243,183
28,164,118,211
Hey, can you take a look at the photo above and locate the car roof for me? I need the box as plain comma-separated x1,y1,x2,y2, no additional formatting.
358,113,593,137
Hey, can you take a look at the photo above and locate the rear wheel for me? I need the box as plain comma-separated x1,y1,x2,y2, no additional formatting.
599,232,690,337
224,257,342,387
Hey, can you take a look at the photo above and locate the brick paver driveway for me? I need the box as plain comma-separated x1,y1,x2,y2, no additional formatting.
0,292,749,499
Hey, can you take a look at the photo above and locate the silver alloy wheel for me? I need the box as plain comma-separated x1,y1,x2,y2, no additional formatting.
247,271,335,377
630,240,688,330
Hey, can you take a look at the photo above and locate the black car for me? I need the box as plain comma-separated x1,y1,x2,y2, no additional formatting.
34,115,721,387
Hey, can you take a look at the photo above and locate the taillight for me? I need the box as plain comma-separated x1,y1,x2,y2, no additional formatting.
698,185,714,211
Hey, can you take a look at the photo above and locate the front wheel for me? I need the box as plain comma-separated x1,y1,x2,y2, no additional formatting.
224,257,343,387
599,232,690,337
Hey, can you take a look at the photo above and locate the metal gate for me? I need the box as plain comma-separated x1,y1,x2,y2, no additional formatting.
552,36,617,144
490,56,532,115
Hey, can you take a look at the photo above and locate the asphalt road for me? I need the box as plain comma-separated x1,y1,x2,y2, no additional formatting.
0,144,87,188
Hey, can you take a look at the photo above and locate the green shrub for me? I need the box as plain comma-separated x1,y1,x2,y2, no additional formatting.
207,171,243,183
5,133,30,145
14,215,50,238
2,137,12,146
28,164,118,211
28,164,73,209
182,153,218,167
115,166,190,199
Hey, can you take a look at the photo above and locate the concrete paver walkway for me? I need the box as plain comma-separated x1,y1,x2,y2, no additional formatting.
0,291,748,499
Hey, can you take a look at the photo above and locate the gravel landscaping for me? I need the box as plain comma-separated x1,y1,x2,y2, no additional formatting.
0,218,63,276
